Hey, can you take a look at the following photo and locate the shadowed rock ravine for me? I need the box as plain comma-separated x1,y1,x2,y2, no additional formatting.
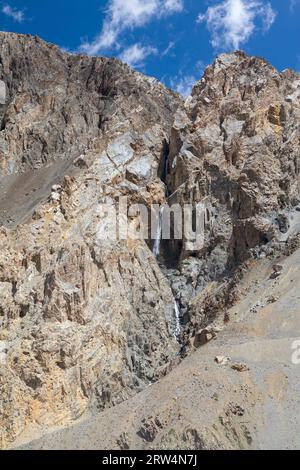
0,32,300,450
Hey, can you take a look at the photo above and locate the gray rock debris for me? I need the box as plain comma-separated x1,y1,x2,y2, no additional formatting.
0,81,6,105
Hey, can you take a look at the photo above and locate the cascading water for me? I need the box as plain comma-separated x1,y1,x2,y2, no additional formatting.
173,300,181,340
155,150,182,341
153,206,164,258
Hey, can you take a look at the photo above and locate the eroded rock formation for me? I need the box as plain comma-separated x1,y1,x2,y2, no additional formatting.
164,51,300,341
0,33,300,449
0,32,181,447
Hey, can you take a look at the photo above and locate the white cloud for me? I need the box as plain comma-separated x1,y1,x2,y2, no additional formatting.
198,0,276,50
164,0,184,12
162,41,176,56
2,4,25,23
170,74,196,98
80,0,184,55
120,43,158,67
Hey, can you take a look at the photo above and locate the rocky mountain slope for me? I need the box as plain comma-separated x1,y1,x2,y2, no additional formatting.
17,247,300,450
0,33,300,450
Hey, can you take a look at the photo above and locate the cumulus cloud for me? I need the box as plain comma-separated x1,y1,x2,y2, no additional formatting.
2,4,25,23
164,0,184,12
198,0,276,50
80,0,184,55
120,43,158,67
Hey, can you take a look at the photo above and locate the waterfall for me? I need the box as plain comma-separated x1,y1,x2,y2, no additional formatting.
153,206,164,258
173,300,181,340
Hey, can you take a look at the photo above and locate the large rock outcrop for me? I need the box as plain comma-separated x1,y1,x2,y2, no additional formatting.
0,34,300,450
0,32,182,447
163,51,300,340
18,246,300,450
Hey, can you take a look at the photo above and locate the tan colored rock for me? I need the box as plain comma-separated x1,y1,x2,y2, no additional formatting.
1,35,300,451
231,363,250,373
0,32,182,448
165,51,300,340
215,356,231,366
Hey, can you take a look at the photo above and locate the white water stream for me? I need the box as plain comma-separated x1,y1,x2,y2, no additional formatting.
153,206,164,258
173,300,181,340
152,206,181,340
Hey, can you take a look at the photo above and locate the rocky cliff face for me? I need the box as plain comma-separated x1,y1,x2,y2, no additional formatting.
0,33,300,449
164,51,300,342
20,246,300,450
0,32,182,447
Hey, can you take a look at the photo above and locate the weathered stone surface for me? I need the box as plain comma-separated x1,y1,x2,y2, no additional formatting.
0,32,181,448
0,33,178,175
16,246,300,450
1,34,300,450
163,51,300,340
0,80,6,104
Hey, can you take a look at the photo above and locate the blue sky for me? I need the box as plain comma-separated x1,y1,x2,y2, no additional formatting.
0,1,299,96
